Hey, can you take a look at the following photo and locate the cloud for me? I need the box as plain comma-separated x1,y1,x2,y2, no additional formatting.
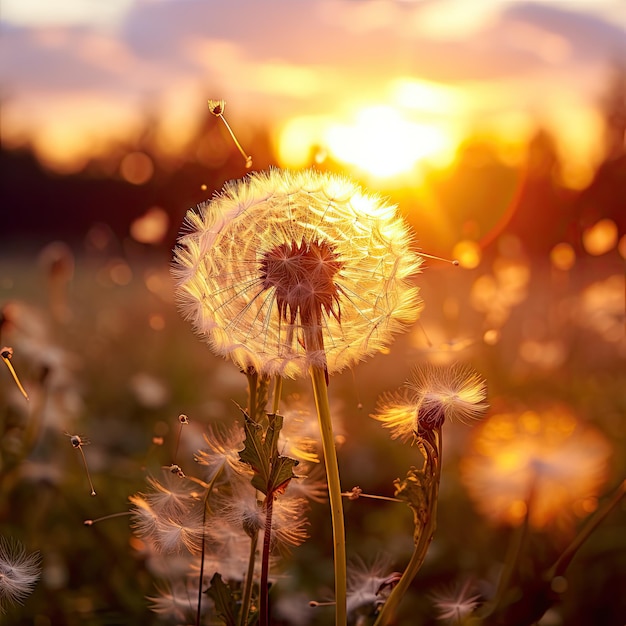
1,0,624,168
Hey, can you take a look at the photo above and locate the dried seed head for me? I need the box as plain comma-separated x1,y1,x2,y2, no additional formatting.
172,168,423,378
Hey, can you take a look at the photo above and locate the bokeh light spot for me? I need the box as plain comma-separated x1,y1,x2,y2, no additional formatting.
120,151,154,185
130,206,169,244
550,242,575,270
582,219,618,256
452,240,481,269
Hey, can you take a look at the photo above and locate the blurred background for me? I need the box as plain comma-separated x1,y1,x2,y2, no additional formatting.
1,1,625,625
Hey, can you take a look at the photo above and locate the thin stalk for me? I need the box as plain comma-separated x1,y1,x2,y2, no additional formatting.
238,530,259,626
475,484,534,620
196,491,209,626
374,429,442,626
259,494,274,626
246,369,259,422
310,363,347,626
197,466,224,626
548,479,626,579
272,375,283,415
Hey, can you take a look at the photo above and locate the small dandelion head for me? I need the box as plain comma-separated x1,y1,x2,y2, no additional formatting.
346,557,401,617
372,363,488,441
207,99,225,116
430,579,481,624
172,168,423,378
0,537,42,614
410,364,489,433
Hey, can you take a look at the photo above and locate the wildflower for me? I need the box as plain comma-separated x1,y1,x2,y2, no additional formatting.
460,406,612,529
0,537,41,614
372,364,488,442
431,579,481,623
172,168,422,378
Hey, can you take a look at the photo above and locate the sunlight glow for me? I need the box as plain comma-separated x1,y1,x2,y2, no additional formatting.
325,106,454,178
277,105,457,180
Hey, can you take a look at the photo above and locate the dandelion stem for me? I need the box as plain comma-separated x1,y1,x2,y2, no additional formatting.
239,530,259,626
374,429,443,626
548,479,626,579
260,494,274,626
272,375,283,416
475,483,534,620
310,363,347,626
196,493,209,626
246,368,259,422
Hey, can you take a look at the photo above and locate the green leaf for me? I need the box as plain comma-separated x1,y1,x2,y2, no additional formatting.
239,412,298,496
239,414,271,493
206,573,238,626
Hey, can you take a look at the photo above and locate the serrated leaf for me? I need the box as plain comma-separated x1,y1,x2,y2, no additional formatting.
270,455,300,495
239,415,271,489
206,573,238,626
239,412,298,496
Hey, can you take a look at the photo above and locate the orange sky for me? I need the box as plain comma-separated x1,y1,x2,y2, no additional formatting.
1,0,625,187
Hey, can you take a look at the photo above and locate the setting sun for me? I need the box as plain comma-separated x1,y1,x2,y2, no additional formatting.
277,105,456,180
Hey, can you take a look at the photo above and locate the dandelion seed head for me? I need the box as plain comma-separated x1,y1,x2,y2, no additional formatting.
172,168,423,378
372,363,488,441
0,538,41,614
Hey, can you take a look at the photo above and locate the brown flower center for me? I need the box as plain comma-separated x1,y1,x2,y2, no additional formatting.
260,238,344,327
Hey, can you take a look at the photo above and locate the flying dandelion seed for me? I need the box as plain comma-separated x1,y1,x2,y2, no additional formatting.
172,168,423,378
66,433,96,496
1,346,29,400
208,99,252,168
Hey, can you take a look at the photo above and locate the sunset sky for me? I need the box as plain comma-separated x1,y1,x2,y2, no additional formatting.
1,0,625,186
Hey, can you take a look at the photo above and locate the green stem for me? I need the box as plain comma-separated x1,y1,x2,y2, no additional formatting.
246,368,258,422
238,530,259,626
310,363,347,626
374,428,442,626
272,376,283,416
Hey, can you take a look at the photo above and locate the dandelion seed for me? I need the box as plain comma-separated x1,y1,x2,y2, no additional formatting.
345,558,401,616
66,433,96,496
172,413,189,464
372,363,488,442
1,346,29,400
0,537,41,614
172,168,423,378
431,579,481,623
208,99,252,168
